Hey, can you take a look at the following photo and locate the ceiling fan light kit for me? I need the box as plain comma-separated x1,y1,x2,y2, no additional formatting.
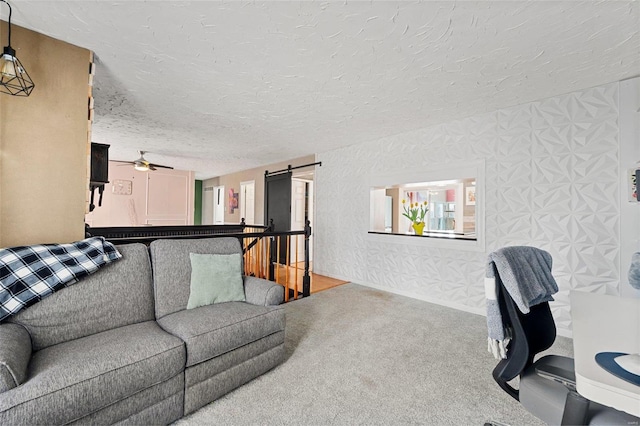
134,162,150,172
113,151,174,172
0,0,34,97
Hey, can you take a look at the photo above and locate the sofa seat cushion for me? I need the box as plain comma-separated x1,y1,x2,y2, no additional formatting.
0,321,186,425
158,301,284,367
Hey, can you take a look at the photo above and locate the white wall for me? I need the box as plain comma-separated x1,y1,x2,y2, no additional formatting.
314,79,640,337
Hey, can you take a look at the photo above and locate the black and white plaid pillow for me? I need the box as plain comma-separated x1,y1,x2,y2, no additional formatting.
0,237,122,321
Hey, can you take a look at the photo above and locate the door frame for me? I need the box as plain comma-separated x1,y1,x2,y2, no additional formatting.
291,177,314,263
213,185,225,224
240,180,256,225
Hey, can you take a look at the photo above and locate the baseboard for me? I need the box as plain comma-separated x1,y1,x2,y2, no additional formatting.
352,281,486,317
314,275,575,339
313,272,486,317
313,270,352,283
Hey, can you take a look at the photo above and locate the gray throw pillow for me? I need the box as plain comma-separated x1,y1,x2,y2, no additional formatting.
187,253,246,309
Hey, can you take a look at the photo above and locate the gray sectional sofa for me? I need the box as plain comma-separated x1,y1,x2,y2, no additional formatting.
0,237,285,425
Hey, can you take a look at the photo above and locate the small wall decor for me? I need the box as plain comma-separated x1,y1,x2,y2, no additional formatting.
628,168,639,202
112,179,132,196
465,186,476,206
229,188,238,213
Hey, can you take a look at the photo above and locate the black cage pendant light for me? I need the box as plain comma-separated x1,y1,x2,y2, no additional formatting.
0,0,34,96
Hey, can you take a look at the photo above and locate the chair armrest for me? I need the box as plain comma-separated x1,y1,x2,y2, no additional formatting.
244,276,284,306
0,323,32,393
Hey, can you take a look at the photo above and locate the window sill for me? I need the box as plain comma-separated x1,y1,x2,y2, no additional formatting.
367,230,484,252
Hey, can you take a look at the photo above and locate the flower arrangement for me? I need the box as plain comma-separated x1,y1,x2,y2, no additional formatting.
402,199,429,224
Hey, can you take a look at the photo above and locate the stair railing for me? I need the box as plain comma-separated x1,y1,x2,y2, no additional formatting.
86,220,312,300
239,219,311,300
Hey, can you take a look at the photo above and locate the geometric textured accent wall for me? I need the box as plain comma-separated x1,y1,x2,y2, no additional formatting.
314,82,620,336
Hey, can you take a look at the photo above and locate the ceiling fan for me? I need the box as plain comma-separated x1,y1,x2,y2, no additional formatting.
113,151,174,172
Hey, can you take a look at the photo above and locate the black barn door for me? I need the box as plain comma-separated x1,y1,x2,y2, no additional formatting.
264,171,292,264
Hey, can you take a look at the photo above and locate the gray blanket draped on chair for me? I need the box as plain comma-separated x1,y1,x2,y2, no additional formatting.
485,246,558,359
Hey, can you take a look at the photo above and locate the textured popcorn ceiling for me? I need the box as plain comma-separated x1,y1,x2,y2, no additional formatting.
10,1,640,179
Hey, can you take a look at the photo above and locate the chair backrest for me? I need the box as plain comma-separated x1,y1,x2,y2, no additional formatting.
491,272,556,400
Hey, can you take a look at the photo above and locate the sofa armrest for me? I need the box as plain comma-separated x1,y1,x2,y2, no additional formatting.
244,276,284,306
0,323,32,393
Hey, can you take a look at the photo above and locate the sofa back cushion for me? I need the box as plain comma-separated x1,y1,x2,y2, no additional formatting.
7,243,154,351
150,237,242,319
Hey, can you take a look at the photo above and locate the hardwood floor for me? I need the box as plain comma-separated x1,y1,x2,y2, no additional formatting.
274,262,348,300
308,272,349,293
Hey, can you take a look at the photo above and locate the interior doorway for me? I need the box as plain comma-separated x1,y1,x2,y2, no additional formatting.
264,162,320,267
264,172,291,263
240,180,256,225
213,185,225,224
202,186,213,224
291,177,314,263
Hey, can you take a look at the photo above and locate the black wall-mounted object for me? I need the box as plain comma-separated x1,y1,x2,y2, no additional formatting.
90,143,110,185
89,143,110,212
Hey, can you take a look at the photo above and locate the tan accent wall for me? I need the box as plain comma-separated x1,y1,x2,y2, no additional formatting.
0,22,91,246
202,155,316,225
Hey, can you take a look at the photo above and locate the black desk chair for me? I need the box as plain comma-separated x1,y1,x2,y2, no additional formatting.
489,277,640,425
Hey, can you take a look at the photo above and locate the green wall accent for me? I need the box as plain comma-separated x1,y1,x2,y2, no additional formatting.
194,180,203,225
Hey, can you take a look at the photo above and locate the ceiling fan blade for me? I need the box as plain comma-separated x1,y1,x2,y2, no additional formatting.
112,151,173,171
149,163,174,170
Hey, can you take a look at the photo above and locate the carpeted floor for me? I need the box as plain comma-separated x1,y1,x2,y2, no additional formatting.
175,283,573,425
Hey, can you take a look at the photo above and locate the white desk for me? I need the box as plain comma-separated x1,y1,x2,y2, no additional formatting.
570,291,640,417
